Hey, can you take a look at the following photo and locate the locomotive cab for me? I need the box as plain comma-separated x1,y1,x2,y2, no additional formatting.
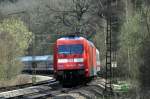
57,44,84,70
54,37,86,81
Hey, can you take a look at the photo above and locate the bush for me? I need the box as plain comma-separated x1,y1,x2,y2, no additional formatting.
0,18,33,80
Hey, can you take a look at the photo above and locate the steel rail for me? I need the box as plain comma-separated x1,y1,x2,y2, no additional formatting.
0,79,58,99
0,79,56,92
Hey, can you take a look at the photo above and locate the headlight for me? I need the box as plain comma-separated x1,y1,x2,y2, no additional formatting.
74,58,84,62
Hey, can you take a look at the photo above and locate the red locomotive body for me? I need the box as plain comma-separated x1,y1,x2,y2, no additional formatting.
53,36,100,83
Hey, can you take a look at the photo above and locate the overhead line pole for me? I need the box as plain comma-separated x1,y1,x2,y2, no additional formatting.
31,33,37,84
104,0,113,95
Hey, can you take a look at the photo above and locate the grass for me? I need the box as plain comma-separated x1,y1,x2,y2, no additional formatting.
0,74,31,87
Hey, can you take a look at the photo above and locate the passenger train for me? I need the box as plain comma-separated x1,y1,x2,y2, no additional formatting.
20,55,53,74
53,36,100,84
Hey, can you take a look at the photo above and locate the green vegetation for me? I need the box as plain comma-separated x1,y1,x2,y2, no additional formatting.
118,3,150,96
0,18,33,80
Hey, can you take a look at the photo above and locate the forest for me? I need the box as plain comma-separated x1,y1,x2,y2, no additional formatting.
0,0,150,98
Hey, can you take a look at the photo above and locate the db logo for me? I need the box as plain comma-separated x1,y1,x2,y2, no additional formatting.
68,59,74,62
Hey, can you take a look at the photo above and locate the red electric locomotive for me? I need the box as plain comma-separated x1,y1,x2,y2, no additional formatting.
53,36,100,84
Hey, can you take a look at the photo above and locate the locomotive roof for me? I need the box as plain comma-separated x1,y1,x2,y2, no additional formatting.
58,36,85,40
20,55,53,62
58,36,96,47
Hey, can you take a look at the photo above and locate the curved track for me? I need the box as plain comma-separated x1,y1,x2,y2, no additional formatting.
0,79,58,98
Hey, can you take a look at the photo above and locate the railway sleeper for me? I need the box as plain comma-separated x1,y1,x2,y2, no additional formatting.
23,92,52,99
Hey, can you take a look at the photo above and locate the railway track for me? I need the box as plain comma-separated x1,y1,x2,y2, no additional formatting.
50,78,107,99
0,79,56,92
0,77,110,99
52,83,105,99
0,79,58,99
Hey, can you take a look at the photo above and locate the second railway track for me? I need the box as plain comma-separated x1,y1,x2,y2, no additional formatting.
0,79,59,99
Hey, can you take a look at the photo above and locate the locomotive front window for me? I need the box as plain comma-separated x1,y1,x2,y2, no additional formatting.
58,44,83,54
